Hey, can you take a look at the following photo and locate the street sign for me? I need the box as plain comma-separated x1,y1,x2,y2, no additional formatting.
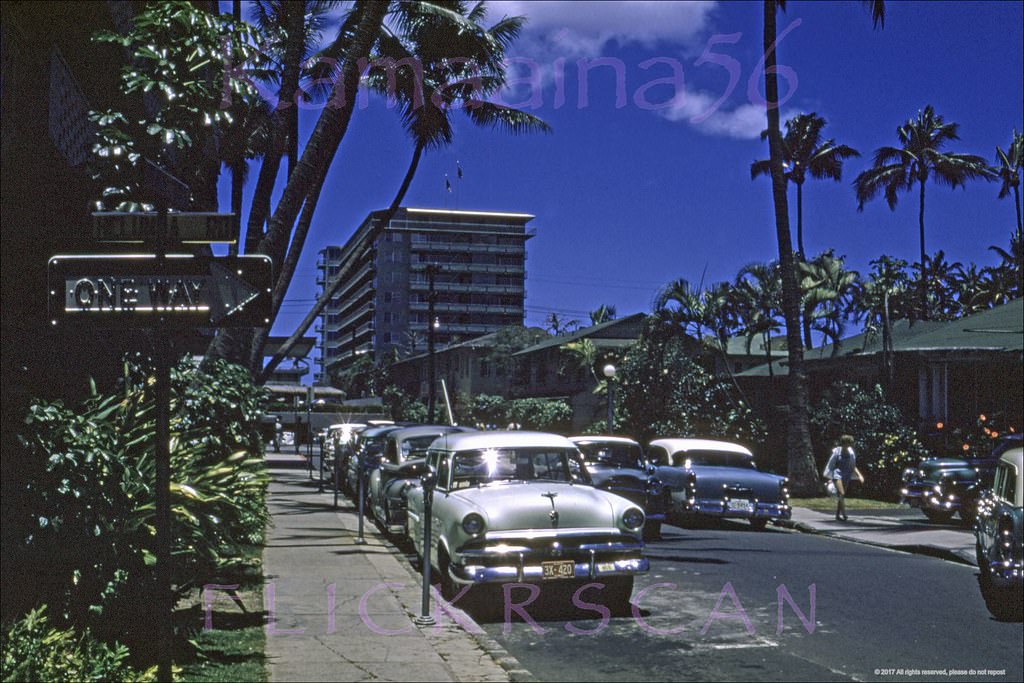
48,254,273,327
93,212,237,244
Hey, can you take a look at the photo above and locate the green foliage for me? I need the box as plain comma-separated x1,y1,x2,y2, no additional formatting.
88,1,260,210
617,335,765,450
947,412,1016,458
506,398,573,432
809,382,929,499
1,606,156,682
456,393,508,428
11,357,268,645
381,385,428,423
454,394,571,432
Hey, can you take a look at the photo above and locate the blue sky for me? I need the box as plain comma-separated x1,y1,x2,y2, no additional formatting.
218,1,1024,362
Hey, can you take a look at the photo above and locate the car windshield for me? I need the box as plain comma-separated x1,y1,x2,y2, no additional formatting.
671,449,755,469
575,442,645,470
362,436,390,456
451,448,588,486
402,434,448,457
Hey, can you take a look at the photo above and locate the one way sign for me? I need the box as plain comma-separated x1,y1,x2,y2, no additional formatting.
48,254,273,328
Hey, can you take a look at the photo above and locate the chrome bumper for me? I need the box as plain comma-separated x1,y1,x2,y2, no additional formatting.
900,483,959,512
450,554,649,585
678,497,791,520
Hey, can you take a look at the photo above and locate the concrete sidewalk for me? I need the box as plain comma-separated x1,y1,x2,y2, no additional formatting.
262,467,528,683
779,505,977,566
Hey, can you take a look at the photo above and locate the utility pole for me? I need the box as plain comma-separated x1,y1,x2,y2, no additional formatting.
426,264,438,423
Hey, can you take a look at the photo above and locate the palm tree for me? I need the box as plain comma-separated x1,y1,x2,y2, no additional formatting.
258,2,551,378
853,105,994,318
799,251,860,355
995,130,1023,241
734,261,783,374
751,112,860,258
589,304,618,325
759,0,884,496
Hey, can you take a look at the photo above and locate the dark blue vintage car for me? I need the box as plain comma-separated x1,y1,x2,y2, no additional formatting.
569,436,670,541
974,446,1022,621
648,438,791,531
901,434,1023,525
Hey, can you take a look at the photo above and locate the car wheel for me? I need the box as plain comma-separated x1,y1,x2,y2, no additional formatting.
923,508,955,524
642,520,662,541
437,547,457,602
980,580,1023,622
749,518,769,531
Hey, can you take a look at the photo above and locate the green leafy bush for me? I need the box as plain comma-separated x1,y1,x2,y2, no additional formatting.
9,357,268,646
1,606,156,682
809,382,929,499
616,336,766,453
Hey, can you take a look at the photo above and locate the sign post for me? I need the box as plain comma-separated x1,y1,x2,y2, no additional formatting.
49,212,271,682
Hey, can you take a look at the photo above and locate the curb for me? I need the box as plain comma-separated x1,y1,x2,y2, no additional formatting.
773,518,976,568
340,491,535,683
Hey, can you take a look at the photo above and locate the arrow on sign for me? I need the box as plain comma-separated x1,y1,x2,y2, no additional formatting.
48,254,273,328
207,261,261,325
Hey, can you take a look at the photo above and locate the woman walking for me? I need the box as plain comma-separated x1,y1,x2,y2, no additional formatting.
823,434,865,521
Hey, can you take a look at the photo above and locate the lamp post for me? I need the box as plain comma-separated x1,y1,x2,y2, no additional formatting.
603,364,616,434
425,264,439,423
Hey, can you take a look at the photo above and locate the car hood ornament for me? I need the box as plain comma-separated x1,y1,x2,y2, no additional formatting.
543,491,559,526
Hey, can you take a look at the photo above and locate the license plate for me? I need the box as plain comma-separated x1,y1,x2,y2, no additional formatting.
542,560,575,580
727,499,754,513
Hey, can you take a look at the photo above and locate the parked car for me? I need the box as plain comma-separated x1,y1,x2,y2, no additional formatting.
341,424,404,494
405,431,649,608
901,434,1023,525
973,446,1023,621
647,438,791,531
366,425,476,534
569,436,670,541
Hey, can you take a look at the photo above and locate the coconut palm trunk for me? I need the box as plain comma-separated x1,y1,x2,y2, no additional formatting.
248,171,328,370
918,176,928,317
258,140,426,382
763,0,818,496
206,0,389,369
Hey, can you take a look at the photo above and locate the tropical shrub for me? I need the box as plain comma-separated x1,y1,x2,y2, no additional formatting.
616,336,766,453
506,398,573,432
809,382,928,499
1,606,156,682
9,356,268,645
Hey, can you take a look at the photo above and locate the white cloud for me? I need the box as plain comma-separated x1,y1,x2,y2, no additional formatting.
487,1,716,52
660,90,784,140
482,1,795,141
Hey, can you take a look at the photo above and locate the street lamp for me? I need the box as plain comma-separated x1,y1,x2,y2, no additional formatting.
603,364,616,434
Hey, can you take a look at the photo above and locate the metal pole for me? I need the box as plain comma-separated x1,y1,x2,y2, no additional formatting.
155,334,173,681
355,460,367,545
607,379,614,433
154,208,173,682
416,477,436,626
426,264,437,423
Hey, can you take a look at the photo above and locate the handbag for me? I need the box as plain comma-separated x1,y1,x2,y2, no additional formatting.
826,480,837,498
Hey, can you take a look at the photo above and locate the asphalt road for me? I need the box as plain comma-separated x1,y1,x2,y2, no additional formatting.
465,521,1024,682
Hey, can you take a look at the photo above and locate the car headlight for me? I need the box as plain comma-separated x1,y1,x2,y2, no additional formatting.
902,467,917,483
623,507,645,530
462,513,486,536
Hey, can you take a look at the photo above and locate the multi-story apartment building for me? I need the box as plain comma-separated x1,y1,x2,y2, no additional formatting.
316,207,533,383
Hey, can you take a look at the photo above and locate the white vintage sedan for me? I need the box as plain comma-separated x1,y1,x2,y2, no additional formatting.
406,431,649,607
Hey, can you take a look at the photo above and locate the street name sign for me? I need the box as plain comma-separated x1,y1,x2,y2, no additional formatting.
48,254,273,327
93,212,237,244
